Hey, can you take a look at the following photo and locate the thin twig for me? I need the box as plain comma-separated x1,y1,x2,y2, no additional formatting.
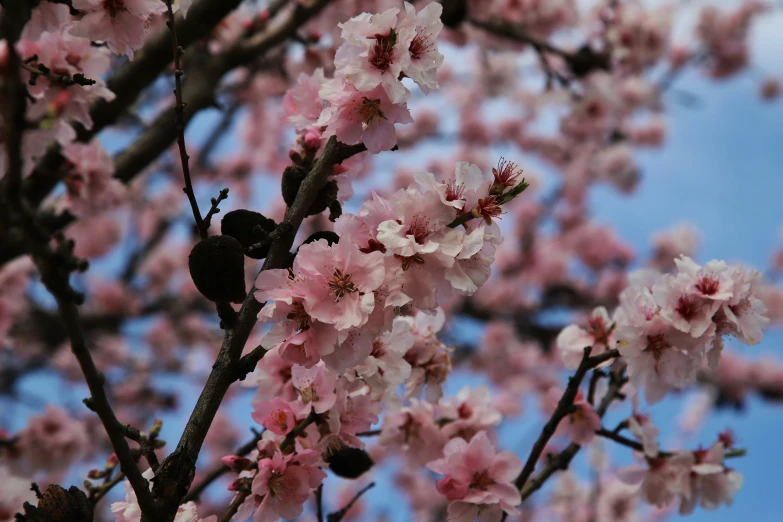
280,411,317,454
203,187,230,232
92,472,126,504
219,487,251,522
327,482,375,522
49,296,156,516
165,0,206,239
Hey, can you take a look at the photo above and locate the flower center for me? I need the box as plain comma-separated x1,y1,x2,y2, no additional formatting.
357,97,386,125
586,316,611,345
457,403,472,419
695,274,720,296
286,302,310,331
445,181,465,202
491,157,522,190
371,340,387,358
272,410,289,431
298,385,320,405
675,295,700,321
471,196,503,225
328,268,357,302
409,31,431,60
406,216,430,244
470,470,495,490
102,0,128,20
643,333,671,369
368,29,397,72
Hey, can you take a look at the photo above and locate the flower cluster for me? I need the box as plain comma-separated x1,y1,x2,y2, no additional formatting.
283,2,444,154
620,434,742,513
615,256,769,403
255,159,524,375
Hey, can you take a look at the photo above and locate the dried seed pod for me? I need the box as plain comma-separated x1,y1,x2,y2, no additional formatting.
188,235,246,304
326,445,374,479
301,231,340,247
221,209,277,259
18,484,93,522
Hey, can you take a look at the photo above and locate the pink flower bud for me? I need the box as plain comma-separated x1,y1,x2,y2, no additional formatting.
221,455,252,471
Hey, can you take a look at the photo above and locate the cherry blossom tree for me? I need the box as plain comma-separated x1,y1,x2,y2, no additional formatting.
0,1,781,522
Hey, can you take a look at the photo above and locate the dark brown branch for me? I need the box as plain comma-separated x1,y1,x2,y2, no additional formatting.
151,136,357,521
280,412,317,454
0,4,31,202
165,0,206,239
327,482,375,522
219,486,251,522
469,19,570,58
514,347,593,490
518,362,628,502
49,295,156,516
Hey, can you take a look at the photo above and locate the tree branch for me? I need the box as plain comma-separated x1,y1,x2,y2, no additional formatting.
150,136,361,520
514,347,594,490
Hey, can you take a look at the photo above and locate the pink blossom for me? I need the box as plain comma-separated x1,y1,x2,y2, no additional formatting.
282,68,327,130
61,140,125,216
380,400,447,463
355,318,414,400
427,431,522,520
618,453,694,508
376,187,458,260
295,238,385,330
653,275,720,338
414,161,488,211
399,1,445,94
22,2,71,40
251,449,326,522
628,412,660,457
335,7,413,103
547,389,601,445
556,306,617,370
674,256,733,301
71,0,167,58
680,442,743,514
615,282,704,403
290,362,337,416
439,385,502,440
252,397,297,436
318,79,413,153
717,264,769,345
21,405,88,472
